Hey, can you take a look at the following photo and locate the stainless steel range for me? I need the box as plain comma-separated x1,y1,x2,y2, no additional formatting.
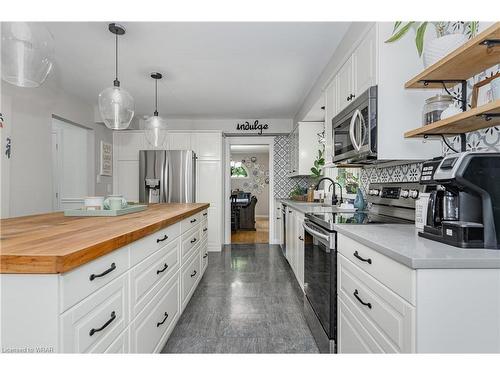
302,182,423,353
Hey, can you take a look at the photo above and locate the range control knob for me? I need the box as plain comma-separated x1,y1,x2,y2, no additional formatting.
409,189,420,199
369,189,380,196
400,189,410,198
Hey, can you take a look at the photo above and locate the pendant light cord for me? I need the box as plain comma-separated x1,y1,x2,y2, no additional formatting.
114,33,119,86
154,79,158,116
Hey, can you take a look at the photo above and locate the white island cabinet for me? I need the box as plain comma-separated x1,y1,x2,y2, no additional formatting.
0,209,208,353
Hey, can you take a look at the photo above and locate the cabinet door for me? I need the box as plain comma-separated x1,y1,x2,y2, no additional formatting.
167,133,192,150
353,29,376,97
196,160,221,206
192,133,222,160
337,56,354,113
116,132,145,161
285,208,293,263
295,214,305,289
117,161,139,202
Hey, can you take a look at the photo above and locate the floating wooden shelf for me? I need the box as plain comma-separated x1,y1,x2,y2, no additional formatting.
405,22,500,89
404,100,500,138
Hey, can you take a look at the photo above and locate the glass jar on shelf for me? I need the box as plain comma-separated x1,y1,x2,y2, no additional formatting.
422,94,454,125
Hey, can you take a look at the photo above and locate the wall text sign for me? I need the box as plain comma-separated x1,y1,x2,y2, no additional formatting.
236,120,269,135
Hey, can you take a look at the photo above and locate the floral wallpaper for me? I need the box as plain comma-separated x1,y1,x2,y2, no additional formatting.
231,155,269,195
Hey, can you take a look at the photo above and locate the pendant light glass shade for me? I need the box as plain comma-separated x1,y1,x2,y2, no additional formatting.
145,72,167,147
144,115,168,147
98,23,134,130
1,22,54,87
98,86,135,130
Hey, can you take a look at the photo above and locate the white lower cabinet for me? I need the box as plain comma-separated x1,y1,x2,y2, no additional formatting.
283,205,305,290
0,210,208,353
130,276,180,353
337,233,500,353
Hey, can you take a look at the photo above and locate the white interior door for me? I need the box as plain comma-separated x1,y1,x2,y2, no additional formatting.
52,118,91,210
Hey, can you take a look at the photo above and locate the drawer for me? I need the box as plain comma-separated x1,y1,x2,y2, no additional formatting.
201,209,208,220
130,222,181,266
104,327,129,353
339,299,384,353
130,276,180,353
181,250,201,310
338,254,415,353
181,212,202,232
60,245,129,312
337,234,416,304
201,239,209,272
60,275,129,353
130,238,180,316
201,219,208,241
181,225,201,262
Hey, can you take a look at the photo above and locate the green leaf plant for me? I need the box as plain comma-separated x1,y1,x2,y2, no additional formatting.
385,21,479,57
310,149,325,180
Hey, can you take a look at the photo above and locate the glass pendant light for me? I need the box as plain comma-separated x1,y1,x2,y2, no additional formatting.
1,22,54,87
144,72,168,147
98,23,134,130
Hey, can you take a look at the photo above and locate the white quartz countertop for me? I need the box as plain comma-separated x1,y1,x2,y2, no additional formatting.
279,199,356,214
334,224,500,269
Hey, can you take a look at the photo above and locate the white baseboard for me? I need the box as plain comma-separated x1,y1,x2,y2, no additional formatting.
255,215,269,219
208,244,222,252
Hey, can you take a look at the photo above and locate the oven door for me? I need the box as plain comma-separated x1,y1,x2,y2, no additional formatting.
303,220,336,345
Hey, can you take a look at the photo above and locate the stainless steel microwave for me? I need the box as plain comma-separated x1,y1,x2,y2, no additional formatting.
332,85,377,164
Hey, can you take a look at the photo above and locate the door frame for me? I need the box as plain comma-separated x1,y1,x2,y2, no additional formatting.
223,136,275,245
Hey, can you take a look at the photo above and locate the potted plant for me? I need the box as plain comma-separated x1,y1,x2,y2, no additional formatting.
385,21,479,68
310,149,325,181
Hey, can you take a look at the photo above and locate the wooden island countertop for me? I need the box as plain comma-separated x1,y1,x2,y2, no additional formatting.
0,203,209,274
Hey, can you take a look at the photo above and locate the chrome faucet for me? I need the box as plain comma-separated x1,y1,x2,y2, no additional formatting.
314,177,343,206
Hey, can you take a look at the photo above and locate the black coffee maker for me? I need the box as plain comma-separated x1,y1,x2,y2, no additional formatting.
419,152,500,249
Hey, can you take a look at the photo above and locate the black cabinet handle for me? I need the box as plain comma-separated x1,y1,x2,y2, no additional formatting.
353,289,372,309
156,263,169,274
288,210,292,213
351,94,356,99
190,238,197,244
190,218,197,223
203,253,208,259
353,251,372,264
203,228,208,232
89,311,116,336
190,270,197,278
89,263,116,281
156,312,169,327
157,234,168,243
299,236,304,241
347,96,351,101
203,213,208,217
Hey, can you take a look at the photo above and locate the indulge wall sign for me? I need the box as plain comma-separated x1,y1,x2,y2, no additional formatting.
236,120,269,135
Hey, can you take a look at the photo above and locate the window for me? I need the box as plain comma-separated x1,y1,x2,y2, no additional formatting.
231,161,249,178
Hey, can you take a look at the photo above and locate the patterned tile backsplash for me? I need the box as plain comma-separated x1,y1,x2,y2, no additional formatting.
273,135,313,198
360,63,500,194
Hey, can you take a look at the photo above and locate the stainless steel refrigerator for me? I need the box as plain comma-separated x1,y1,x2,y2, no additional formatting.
139,150,196,204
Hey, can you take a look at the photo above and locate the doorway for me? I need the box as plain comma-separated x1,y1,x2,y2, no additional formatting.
51,117,94,211
224,136,275,245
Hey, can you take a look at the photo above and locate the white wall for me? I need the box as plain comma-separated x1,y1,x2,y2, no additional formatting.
1,77,113,218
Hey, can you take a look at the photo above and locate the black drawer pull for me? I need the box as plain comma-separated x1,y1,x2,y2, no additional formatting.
191,238,197,244
190,218,197,223
203,228,208,232
157,234,168,243
203,212,208,217
298,236,304,241
156,312,169,327
353,251,372,264
353,289,372,309
203,253,208,259
288,210,292,213
190,270,197,278
89,311,116,336
156,263,169,274
89,263,116,281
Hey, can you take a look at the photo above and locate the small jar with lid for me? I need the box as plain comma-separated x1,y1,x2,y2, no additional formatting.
422,94,454,125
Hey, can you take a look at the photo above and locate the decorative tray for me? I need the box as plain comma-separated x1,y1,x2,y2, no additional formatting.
64,204,148,217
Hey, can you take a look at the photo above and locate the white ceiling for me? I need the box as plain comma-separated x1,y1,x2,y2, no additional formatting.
44,22,349,119
230,144,269,154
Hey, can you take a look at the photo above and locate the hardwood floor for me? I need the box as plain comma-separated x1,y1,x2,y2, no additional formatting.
231,217,269,244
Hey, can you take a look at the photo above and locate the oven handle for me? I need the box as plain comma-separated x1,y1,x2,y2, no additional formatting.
349,109,362,151
302,222,330,241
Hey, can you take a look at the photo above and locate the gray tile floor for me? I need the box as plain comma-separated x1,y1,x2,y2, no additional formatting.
162,244,319,353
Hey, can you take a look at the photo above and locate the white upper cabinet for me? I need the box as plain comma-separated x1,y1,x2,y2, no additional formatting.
288,122,324,177
337,56,354,112
167,133,192,151
192,133,222,160
353,29,376,98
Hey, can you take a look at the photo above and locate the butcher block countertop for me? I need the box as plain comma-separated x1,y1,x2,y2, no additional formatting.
0,203,209,274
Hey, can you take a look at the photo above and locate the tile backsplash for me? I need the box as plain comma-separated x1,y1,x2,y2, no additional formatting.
273,135,313,198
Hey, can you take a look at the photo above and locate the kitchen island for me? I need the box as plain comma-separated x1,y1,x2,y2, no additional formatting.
0,203,210,353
